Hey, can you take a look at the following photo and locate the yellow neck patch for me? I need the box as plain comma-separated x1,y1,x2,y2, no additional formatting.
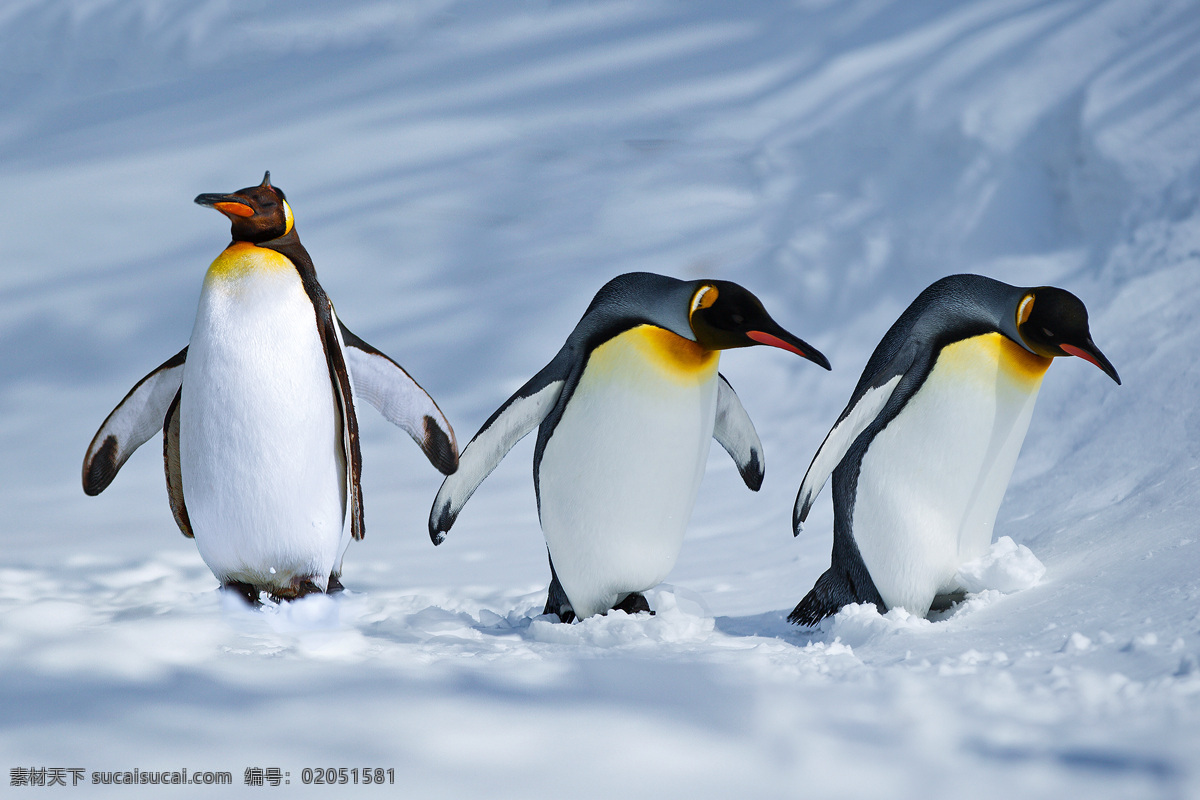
938,332,1052,389
204,241,294,284
589,324,719,384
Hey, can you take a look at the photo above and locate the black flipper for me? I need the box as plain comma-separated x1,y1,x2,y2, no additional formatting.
162,388,193,538
324,305,365,541
542,552,576,623
83,347,187,495
713,374,764,491
339,321,459,475
430,371,564,544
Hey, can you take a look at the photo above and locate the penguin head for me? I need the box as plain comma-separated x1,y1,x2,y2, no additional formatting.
687,281,831,369
194,171,295,243
1015,287,1120,384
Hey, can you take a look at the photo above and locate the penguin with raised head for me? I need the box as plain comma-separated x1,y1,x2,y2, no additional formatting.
83,172,458,602
430,272,830,621
789,274,1120,625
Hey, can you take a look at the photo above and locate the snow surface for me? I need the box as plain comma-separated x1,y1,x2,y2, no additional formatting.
2,1,1200,797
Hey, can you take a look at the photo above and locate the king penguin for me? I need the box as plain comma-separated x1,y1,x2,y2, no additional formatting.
83,172,459,603
788,274,1120,625
429,272,830,622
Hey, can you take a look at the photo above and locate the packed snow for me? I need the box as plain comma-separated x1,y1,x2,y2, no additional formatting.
2,1,1199,797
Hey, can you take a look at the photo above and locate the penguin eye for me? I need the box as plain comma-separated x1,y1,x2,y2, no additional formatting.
1042,327,1055,339
732,313,745,324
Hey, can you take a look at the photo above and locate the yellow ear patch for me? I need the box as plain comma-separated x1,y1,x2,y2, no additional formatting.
690,285,718,319
1017,294,1035,326
283,199,294,235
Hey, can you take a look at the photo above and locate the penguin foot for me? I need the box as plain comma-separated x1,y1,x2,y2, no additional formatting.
929,590,966,612
268,576,325,602
223,581,263,607
542,594,576,623
547,606,576,624
613,592,654,616
223,576,336,605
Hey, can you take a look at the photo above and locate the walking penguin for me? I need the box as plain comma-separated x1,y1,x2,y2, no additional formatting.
430,272,830,621
789,274,1120,625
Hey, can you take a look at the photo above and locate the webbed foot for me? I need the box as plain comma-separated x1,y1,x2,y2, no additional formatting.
268,576,324,602
613,592,654,616
223,581,262,606
929,590,967,612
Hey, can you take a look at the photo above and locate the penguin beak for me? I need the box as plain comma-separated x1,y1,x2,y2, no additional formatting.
195,193,255,220
746,327,831,370
1061,338,1121,385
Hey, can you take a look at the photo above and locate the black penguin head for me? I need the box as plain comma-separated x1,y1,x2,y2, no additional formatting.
687,280,831,369
1015,287,1120,384
194,171,295,243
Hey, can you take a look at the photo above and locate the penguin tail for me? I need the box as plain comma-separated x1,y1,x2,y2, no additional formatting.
788,568,850,627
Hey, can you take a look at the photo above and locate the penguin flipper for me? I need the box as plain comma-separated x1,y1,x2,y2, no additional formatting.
793,370,905,533
162,389,193,538
713,374,764,491
428,376,564,544
83,347,188,496
338,321,459,475
326,307,365,541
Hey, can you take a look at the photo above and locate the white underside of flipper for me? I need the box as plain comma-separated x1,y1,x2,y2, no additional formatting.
180,244,349,592
795,374,902,528
851,333,1049,615
537,326,719,620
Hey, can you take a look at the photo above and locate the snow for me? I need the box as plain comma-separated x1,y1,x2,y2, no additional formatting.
955,535,1046,595
2,0,1199,797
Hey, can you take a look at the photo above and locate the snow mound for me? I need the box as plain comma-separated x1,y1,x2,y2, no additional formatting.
820,602,934,649
955,536,1047,594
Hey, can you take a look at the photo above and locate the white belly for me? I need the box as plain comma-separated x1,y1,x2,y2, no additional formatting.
180,244,348,591
537,326,719,619
852,333,1050,614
